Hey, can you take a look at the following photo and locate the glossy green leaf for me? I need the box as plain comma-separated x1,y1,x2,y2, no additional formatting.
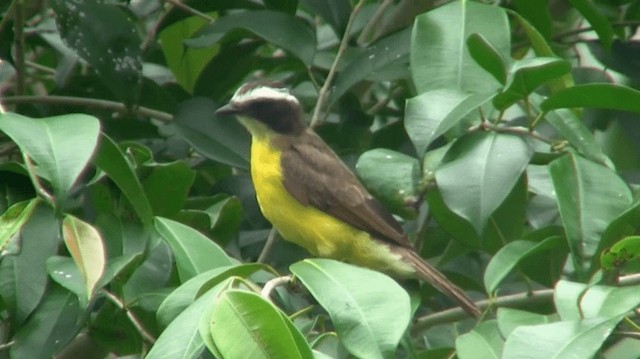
356,148,419,219
192,10,316,66
0,205,60,324
601,235,640,271
330,29,411,105
51,0,142,103
157,264,265,327
482,175,528,253
171,98,250,169
568,0,614,50
494,57,571,110
554,280,640,320
502,316,623,359
290,259,410,359
10,285,80,359
208,290,314,359
62,215,106,300
455,320,504,359
549,153,632,275
542,84,640,113
154,217,234,282
121,240,173,304
46,256,84,300
467,33,507,84
404,89,493,156
147,284,224,359
484,236,564,293
93,133,154,226
497,308,556,338
436,132,533,234
0,112,100,208
141,161,196,217
513,0,553,40
411,0,509,94
0,199,39,252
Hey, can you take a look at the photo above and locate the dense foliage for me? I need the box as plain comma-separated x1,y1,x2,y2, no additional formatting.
1,0,640,358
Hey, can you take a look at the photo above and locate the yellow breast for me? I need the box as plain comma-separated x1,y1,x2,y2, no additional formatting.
249,135,414,277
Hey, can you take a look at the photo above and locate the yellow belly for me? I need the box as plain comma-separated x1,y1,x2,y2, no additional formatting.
249,136,414,277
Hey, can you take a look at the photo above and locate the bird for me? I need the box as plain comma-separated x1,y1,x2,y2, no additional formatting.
215,81,481,317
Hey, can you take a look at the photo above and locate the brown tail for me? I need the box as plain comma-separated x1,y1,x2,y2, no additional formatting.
399,248,481,317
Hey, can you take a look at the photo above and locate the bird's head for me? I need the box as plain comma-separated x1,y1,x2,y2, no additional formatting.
216,81,306,136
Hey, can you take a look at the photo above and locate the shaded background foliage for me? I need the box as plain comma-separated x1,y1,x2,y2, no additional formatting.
1,0,640,358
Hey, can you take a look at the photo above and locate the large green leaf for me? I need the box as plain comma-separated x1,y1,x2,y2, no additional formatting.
466,33,507,85
513,0,553,40
141,161,196,217
154,217,234,282
0,112,100,208
497,308,556,338
207,290,314,359
290,259,410,359
10,285,81,358
542,83,640,113
62,215,106,301
502,316,623,359
568,0,613,50
554,280,640,320
548,153,632,275
455,320,504,359
411,0,509,94
356,148,419,219
51,0,142,103
404,89,493,156
436,132,533,234
191,10,316,66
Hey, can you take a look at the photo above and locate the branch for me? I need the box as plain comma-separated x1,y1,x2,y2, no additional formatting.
164,0,214,23
261,275,292,299
412,273,640,332
310,0,366,127
102,290,156,344
257,228,279,264
1,95,173,122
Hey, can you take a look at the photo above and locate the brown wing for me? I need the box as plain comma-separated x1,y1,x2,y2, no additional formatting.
279,131,412,248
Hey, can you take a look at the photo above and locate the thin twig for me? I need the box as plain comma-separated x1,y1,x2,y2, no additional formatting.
357,0,394,45
257,228,279,264
553,20,640,42
164,0,214,22
0,341,14,351
412,273,640,332
102,290,157,344
260,275,292,299
310,0,366,127
1,95,173,122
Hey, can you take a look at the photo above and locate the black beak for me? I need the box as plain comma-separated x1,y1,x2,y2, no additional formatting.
215,103,240,117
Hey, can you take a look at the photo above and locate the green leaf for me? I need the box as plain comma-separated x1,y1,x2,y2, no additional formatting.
554,280,640,320
0,205,60,324
568,0,614,50
0,199,39,253
330,29,411,105
542,84,640,113
154,217,234,282
483,236,564,293
503,316,623,359
93,133,154,226
411,0,509,94
157,264,265,327
513,0,553,40
493,57,571,110
298,0,350,34
10,285,81,359
466,33,507,84
0,112,100,208
355,149,419,219
171,98,250,169
62,215,106,301
404,89,493,156
193,10,316,66
548,153,632,275
497,308,556,338
482,175,528,253
455,320,504,359
290,259,410,359
51,0,142,103
141,161,196,217
436,132,533,234
46,256,84,300
601,235,640,271
146,284,223,359
208,290,314,359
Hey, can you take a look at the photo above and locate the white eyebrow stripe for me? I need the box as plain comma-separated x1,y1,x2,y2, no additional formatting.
232,86,299,105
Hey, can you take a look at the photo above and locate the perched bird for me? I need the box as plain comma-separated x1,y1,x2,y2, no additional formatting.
216,81,481,317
